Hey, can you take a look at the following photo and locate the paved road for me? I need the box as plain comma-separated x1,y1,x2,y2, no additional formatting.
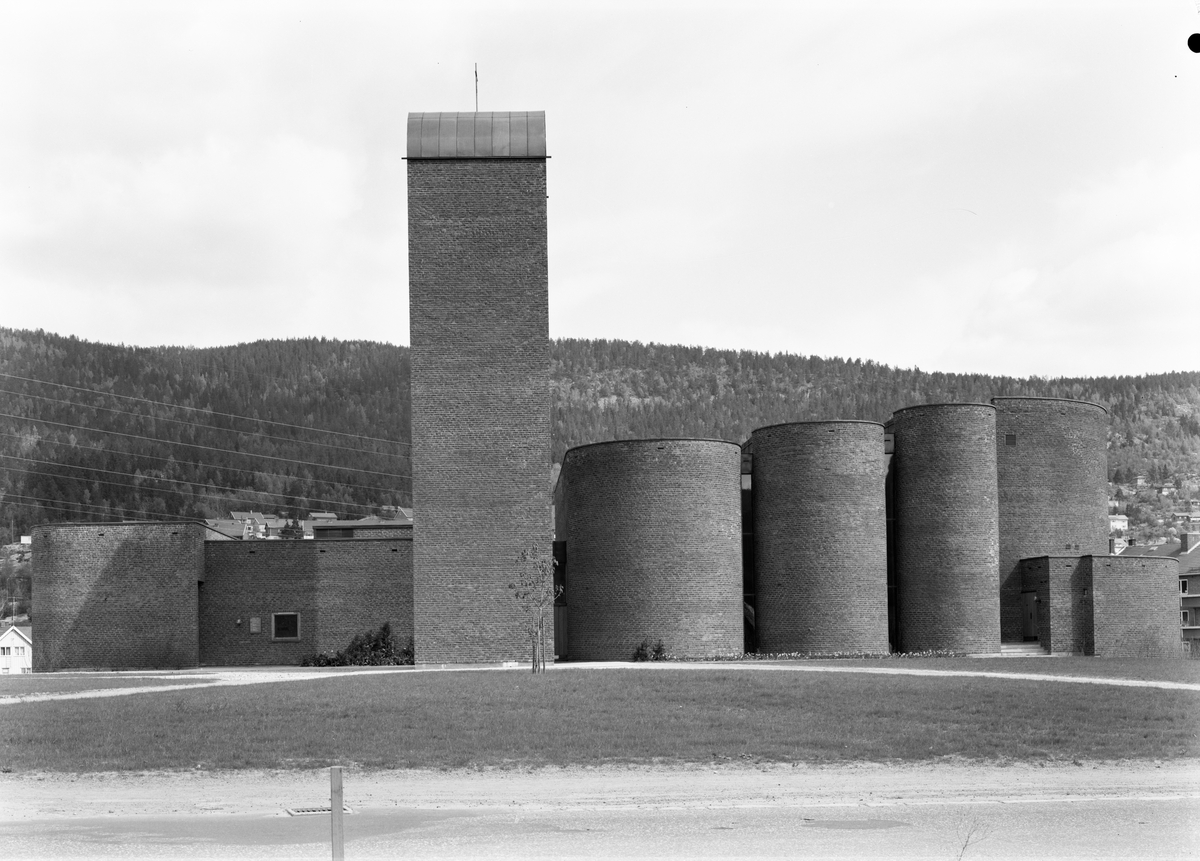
5,794,1198,859
5,763,1198,860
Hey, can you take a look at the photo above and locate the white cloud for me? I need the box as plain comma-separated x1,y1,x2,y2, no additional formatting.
0,1,1194,375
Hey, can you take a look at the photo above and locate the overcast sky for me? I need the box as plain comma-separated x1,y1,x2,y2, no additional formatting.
0,1,1196,378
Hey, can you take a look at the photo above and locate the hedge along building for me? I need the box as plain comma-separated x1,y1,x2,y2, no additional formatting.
992,397,1110,643
407,111,553,663
750,421,889,655
558,439,743,661
32,521,413,671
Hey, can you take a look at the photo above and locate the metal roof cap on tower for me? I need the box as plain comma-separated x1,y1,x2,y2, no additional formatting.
406,112,547,158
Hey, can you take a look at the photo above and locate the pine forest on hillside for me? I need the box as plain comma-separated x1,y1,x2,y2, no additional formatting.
1,327,1198,540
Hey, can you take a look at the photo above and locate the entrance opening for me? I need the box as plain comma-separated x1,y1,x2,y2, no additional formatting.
1021,592,1038,641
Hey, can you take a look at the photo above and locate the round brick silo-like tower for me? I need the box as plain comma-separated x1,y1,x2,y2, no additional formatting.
32,521,205,671
890,404,1000,653
562,439,743,661
992,397,1109,642
751,421,889,654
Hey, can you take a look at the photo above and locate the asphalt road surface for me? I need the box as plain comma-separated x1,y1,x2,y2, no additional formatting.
4,763,1198,860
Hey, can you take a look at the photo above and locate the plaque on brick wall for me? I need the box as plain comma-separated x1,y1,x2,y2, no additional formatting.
249,617,261,634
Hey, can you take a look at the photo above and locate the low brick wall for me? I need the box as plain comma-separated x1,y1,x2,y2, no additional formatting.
32,522,205,671
199,538,413,666
1089,556,1181,658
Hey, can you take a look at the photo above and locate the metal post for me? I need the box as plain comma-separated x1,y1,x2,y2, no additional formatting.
330,766,344,861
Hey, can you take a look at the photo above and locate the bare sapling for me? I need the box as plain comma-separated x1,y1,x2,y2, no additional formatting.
509,542,561,673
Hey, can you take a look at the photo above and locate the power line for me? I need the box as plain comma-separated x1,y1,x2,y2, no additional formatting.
0,430,408,497
0,387,408,459
0,411,411,480
0,371,411,447
0,457,391,514
0,492,201,523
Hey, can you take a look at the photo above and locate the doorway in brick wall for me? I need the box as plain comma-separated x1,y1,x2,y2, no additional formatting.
1021,592,1038,641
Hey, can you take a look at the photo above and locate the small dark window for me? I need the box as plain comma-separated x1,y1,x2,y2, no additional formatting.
1005,434,1017,446
1182,579,1189,595
272,613,300,640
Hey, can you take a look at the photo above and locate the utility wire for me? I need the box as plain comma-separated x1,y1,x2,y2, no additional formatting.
0,457,391,514
0,372,411,447
0,430,408,497
0,387,408,459
1,492,202,523
0,411,411,480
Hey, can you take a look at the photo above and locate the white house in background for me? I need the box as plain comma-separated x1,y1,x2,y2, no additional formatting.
1109,514,1129,533
0,625,32,674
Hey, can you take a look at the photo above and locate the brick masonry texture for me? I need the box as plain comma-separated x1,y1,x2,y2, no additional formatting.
890,405,1001,653
200,537,412,666
1021,556,1092,654
32,522,205,671
994,398,1109,642
408,157,552,663
562,440,743,661
751,422,889,654
1089,556,1182,658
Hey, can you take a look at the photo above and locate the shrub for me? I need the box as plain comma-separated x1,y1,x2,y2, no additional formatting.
632,639,667,662
301,622,414,667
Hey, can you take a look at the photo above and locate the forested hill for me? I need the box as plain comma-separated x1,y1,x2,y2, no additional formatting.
0,328,412,533
551,339,1200,482
1,328,1197,534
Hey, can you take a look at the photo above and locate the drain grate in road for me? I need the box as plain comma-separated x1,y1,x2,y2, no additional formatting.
286,805,354,816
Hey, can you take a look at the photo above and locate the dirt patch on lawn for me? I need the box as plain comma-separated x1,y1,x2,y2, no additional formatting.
5,760,1198,821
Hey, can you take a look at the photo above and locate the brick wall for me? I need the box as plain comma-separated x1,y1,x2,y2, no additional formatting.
1089,555,1181,658
199,538,412,665
890,404,1001,653
408,155,552,663
562,439,742,660
994,398,1109,642
751,421,889,654
32,522,205,671
1021,556,1092,654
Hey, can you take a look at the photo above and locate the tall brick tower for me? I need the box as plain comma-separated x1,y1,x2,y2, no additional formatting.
406,111,552,662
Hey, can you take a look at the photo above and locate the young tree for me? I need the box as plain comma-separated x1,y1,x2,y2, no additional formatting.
509,543,560,673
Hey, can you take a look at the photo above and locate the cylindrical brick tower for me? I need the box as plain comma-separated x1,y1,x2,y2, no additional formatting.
32,522,205,671
992,397,1109,642
562,439,743,661
751,421,889,654
890,404,1000,653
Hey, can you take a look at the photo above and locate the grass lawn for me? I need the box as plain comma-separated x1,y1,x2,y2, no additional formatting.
2,667,1197,772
